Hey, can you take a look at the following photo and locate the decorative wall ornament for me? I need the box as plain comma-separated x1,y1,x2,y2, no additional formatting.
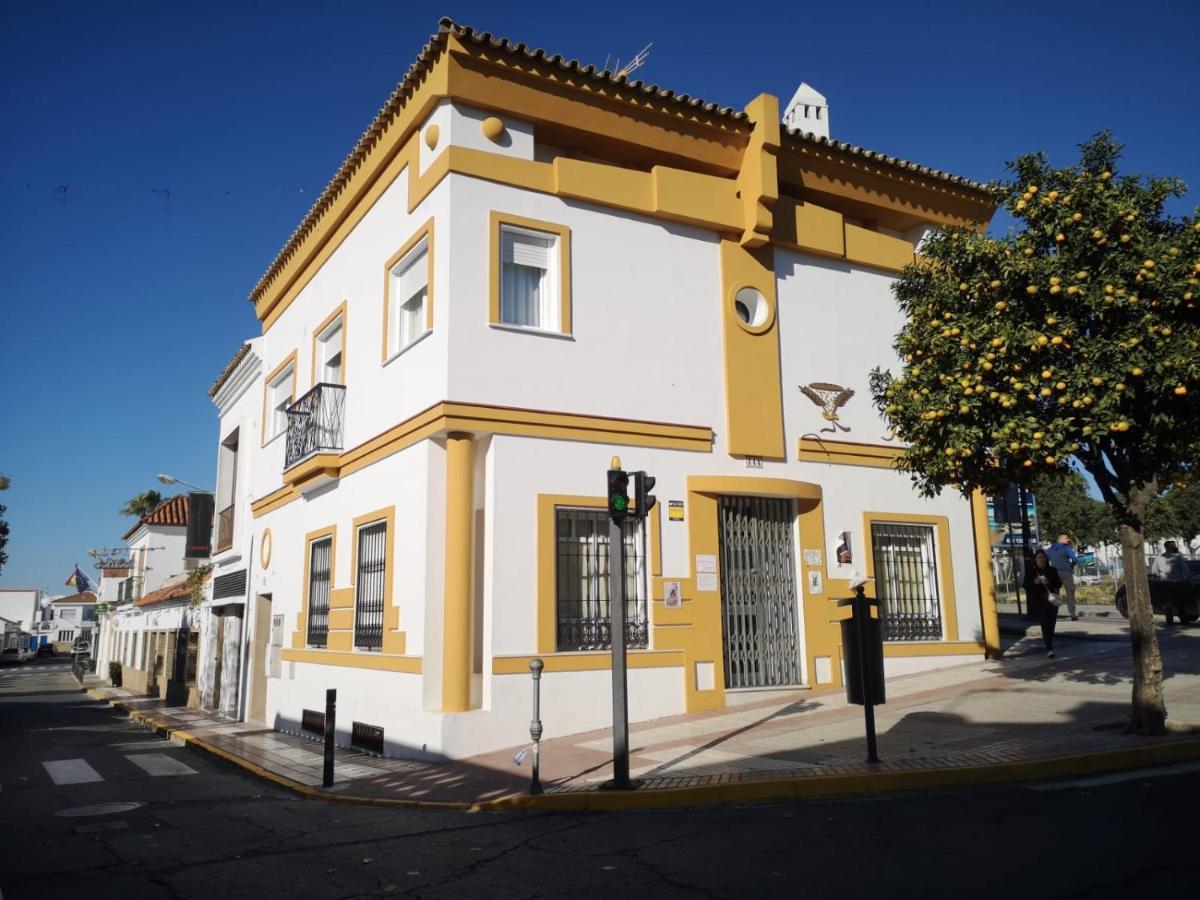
799,382,855,433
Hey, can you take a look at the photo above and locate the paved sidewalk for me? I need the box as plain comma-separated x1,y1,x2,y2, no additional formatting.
90,625,1200,810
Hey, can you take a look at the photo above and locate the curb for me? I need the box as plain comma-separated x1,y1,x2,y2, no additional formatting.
88,690,471,811
88,689,1200,814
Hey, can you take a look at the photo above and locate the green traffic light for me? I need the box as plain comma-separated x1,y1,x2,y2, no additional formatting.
613,495,628,511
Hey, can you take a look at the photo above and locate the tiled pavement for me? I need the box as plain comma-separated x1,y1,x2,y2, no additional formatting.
92,619,1200,805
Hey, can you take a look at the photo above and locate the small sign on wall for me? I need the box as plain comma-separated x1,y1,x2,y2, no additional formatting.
668,500,685,522
807,571,823,595
663,581,682,609
803,548,822,567
697,573,718,592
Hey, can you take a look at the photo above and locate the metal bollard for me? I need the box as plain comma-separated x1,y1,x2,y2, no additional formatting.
322,688,336,788
529,658,544,794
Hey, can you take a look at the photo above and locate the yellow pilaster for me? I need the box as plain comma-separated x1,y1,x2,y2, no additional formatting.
442,433,475,712
970,490,1001,658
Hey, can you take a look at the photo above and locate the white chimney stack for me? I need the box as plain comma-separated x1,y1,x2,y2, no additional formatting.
783,82,829,139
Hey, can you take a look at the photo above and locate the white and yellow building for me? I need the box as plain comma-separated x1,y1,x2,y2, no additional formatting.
204,19,999,758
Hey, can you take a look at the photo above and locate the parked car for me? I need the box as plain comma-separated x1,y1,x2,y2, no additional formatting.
36,643,56,658
72,639,91,655
1114,559,1200,623
1,646,29,665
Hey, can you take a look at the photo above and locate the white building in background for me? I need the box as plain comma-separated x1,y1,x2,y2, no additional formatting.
197,18,1000,759
0,588,42,647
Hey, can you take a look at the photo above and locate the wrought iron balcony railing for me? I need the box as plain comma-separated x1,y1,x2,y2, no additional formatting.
285,383,346,470
215,504,235,553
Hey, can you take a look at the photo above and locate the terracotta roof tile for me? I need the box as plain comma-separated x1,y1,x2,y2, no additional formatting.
208,342,251,398
121,494,189,541
52,592,97,604
248,17,989,307
136,572,206,608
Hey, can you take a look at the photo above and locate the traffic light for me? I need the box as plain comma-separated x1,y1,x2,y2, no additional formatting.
607,468,630,525
634,471,657,519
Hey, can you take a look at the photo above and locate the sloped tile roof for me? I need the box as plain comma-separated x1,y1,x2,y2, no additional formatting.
52,592,97,604
136,572,205,608
248,17,989,307
208,342,251,398
121,494,189,541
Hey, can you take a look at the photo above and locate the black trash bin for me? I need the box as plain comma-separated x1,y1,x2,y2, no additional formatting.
840,609,885,707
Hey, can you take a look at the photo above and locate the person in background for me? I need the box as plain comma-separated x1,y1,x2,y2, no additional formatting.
1025,549,1064,657
1046,533,1079,620
1151,540,1192,626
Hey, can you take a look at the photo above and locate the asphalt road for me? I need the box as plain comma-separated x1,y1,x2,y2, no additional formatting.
1,657,1195,899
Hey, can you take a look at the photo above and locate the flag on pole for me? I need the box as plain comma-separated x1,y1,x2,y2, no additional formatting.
65,564,92,594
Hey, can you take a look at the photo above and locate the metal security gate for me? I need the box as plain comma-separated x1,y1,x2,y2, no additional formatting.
870,522,943,641
718,496,801,688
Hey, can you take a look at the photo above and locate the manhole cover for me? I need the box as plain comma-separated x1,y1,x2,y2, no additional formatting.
56,801,143,818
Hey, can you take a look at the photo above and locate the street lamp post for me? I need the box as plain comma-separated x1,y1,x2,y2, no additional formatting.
156,473,212,493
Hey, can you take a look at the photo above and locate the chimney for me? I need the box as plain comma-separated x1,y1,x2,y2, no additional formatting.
782,82,829,139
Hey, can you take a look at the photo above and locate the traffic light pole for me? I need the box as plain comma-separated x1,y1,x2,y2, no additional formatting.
603,515,634,790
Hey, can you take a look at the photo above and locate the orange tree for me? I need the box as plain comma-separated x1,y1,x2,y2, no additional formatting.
870,134,1200,735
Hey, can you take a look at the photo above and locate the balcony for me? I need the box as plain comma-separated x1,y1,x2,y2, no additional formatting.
216,504,235,553
284,383,346,492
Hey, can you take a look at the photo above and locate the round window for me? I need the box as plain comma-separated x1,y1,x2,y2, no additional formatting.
733,287,770,330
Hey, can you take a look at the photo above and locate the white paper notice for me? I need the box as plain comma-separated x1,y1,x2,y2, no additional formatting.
803,549,822,567
696,554,717,574
697,573,718,592
807,571,823,594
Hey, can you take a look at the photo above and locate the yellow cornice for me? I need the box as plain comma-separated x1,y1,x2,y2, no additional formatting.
252,401,714,518
798,437,904,469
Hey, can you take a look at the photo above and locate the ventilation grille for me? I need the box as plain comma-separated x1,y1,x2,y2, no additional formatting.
351,721,384,756
300,708,325,736
213,569,248,600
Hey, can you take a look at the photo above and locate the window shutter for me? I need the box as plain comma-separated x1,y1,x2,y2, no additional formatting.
395,246,428,302
503,231,552,270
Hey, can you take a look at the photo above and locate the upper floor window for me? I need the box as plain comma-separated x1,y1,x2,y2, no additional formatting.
316,316,344,385
500,226,557,329
265,359,296,442
386,228,432,360
490,213,572,335
216,428,239,553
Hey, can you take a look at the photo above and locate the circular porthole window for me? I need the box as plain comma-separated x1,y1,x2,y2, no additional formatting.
732,286,773,333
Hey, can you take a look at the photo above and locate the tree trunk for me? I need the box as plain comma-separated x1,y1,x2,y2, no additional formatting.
1119,488,1167,735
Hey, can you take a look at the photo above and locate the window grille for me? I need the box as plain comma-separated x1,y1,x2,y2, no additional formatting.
306,537,332,648
354,521,387,650
870,522,944,641
555,508,647,651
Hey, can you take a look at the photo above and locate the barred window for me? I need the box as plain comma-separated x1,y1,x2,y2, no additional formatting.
870,522,944,641
555,508,647,651
306,537,332,648
354,521,387,650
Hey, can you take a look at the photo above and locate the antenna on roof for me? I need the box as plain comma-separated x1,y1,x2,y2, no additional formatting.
611,42,652,79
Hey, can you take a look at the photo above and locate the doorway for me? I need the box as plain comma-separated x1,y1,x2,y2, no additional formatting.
248,594,272,724
718,495,801,688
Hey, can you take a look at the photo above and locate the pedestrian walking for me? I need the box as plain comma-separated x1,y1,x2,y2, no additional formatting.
1150,540,1191,626
1025,549,1064,657
1045,533,1079,620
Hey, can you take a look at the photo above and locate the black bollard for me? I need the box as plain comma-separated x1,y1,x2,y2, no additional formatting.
322,688,336,788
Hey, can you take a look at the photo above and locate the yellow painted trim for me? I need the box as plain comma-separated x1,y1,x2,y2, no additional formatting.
536,494,603,654
281,648,422,673
251,485,298,517
736,93,780,249
348,506,404,655
252,402,714,518
971,490,1002,659
492,650,684,675
488,211,572,334
798,437,904,469
259,529,272,569
844,224,916,272
310,300,347,387
424,123,439,150
381,218,435,363
294,525,336,650
687,476,822,500
282,453,339,489
718,240,784,459
260,350,297,447
649,503,662,578
882,641,985,658
442,433,474,712
861,511,959,642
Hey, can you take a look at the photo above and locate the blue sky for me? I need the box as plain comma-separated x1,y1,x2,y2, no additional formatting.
2,0,1197,592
